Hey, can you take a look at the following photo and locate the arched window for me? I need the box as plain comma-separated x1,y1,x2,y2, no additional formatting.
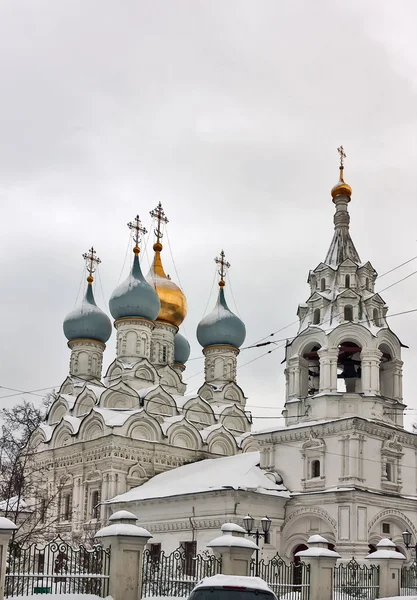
344,305,353,321
366,277,370,291
311,460,321,478
386,462,392,482
345,274,350,288
321,278,326,291
313,308,320,325
162,345,167,363
373,308,381,327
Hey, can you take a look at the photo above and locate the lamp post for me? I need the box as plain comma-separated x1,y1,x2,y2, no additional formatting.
243,514,272,577
402,530,417,560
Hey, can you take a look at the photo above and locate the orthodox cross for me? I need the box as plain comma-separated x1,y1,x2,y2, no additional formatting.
82,247,101,284
337,145,346,167
215,250,230,287
128,215,147,252
150,202,169,245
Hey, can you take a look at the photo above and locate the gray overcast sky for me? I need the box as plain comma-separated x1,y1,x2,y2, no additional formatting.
1,0,417,431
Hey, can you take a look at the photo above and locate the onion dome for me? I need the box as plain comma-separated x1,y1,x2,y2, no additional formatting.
331,146,352,201
197,286,246,349
174,332,191,365
64,247,112,344
109,251,160,322
146,243,187,327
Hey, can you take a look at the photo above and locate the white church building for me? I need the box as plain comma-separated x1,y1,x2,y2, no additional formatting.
29,155,417,562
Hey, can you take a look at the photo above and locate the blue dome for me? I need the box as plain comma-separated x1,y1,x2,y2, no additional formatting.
174,332,191,364
63,285,112,344
109,254,161,321
197,288,246,349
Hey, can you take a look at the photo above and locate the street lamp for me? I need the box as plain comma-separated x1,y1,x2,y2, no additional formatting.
243,514,272,577
402,530,417,557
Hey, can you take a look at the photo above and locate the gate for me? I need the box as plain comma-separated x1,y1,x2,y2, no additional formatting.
251,554,310,600
5,536,110,598
142,546,222,598
401,563,417,596
333,559,379,600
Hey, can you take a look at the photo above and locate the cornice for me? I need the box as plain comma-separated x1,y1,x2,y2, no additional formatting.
257,417,417,448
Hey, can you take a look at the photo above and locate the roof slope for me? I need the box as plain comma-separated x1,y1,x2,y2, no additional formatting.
108,451,289,503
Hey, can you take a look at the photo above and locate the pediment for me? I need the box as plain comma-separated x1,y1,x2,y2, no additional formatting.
364,293,385,306
101,381,139,410
312,262,335,273
144,386,177,419
223,381,246,404
58,376,75,396
73,389,97,417
197,383,214,402
339,258,358,269
337,288,361,300
307,292,331,304
157,365,182,389
358,261,377,275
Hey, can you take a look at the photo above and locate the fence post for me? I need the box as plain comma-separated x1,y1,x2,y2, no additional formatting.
366,537,405,598
0,517,17,600
207,523,258,577
296,535,340,600
95,510,152,600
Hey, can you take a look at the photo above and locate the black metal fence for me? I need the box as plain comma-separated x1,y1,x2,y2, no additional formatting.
142,546,222,598
250,554,310,600
5,536,110,598
333,559,379,600
401,563,417,596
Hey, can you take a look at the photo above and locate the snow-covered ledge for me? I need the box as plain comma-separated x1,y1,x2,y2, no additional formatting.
95,510,152,600
296,535,340,600
366,538,405,599
207,522,258,577
0,517,17,600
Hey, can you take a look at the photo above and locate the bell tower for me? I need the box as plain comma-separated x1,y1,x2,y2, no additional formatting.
283,147,405,428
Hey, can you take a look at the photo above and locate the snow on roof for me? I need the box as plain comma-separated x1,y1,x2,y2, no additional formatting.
62,415,81,434
0,496,29,512
138,385,159,398
59,394,76,408
39,423,54,441
160,414,185,434
107,451,289,504
93,407,144,427
199,423,224,441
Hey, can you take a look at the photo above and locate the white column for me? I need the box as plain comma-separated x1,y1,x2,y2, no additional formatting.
318,348,338,393
203,346,239,385
366,539,405,599
296,535,340,600
115,318,154,362
95,511,152,600
360,350,382,395
207,523,258,577
68,340,105,380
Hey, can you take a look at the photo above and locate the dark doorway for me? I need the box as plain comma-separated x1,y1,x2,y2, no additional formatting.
293,544,308,586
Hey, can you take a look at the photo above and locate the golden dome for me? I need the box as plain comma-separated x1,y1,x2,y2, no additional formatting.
331,166,352,201
146,243,187,327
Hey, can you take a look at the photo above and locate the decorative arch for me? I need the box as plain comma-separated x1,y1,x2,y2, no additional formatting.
79,414,105,441
291,331,327,357
52,423,73,448
219,407,248,434
73,391,96,417
328,323,375,350
183,397,215,429
134,359,158,384
101,382,139,410
158,365,182,389
126,464,147,490
167,422,202,450
207,428,237,456
145,387,177,419
282,507,337,532
368,509,417,537
126,415,162,442
240,437,260,452
376,330,401,360
197,383,214,402
48,400,68,425
29,430,46,449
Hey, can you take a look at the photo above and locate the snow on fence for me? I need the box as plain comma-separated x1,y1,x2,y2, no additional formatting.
141,546,222,598
5,536,110,598
250,554,310,600
333,559,379,600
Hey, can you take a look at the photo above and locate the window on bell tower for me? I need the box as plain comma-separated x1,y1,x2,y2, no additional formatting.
162,345,167,363
313,308,320,325
344,305,353,321
373,308,381,327
321,278,326,291
345,274,350,288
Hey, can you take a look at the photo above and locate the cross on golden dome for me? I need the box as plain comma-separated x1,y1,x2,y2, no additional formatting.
215,250,230,288
150,202,169,250
337,145,346,167
82,247,101,285
128,215,147,255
